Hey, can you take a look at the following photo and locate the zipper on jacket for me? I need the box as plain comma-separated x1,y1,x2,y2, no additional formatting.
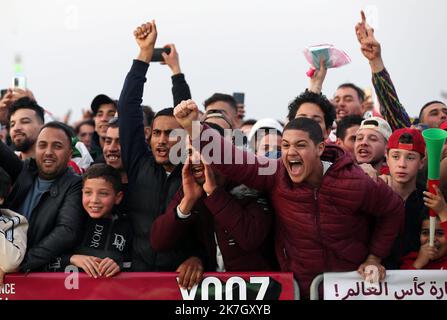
282,247,290,271
313,188,329,270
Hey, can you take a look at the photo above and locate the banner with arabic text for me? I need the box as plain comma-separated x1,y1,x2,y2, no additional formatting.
324,270,447,300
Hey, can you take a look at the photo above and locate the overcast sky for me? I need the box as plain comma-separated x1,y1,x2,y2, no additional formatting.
1,0,446,123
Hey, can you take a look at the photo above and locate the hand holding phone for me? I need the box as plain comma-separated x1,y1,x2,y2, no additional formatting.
233,92,245,105
12,76,27,90
151,47,172,62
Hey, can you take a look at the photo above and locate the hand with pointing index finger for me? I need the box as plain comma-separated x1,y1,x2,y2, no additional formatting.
355,11,384,73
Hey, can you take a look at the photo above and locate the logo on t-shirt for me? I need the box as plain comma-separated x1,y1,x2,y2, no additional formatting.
112,233,126,251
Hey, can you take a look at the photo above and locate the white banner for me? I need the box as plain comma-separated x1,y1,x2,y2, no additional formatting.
324,270,447,300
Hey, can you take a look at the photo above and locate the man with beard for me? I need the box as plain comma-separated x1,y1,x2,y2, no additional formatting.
151,124,275,289
173,100,404,298
8,97,44,160
117,20,201,272
0,121,85,272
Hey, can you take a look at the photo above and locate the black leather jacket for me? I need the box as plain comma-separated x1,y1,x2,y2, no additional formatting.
0,141,85,272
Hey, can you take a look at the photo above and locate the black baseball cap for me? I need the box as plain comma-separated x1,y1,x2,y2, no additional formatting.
90,94,117,115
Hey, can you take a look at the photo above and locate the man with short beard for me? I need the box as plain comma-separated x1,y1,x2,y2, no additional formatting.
0,121,85,272
117,20,202,273
8,97,44,160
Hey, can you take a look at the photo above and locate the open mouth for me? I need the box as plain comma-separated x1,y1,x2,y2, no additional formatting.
191,165,205,178
357,148,371,158
42,159,56,165
89,206,103,213
288,159,303,175
106,154,120,162
156,147,168,157
337,110,346,118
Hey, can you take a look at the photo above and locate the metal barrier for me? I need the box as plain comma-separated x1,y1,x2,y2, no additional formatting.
293,278,300,300
309,274,324,300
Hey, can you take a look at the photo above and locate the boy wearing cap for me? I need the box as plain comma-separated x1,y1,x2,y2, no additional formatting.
90,94,117,160
381,128,427,268
355,117,392,174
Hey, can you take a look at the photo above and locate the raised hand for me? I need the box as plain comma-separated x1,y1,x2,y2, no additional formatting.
161,43,181,75
11,88,36,102
134,20,158,63
423,185,447,222
308,57,327,94
173,99,200,135
180,160,203,213
414,243,439,269
0,89,13,124
202,164,217,195
355,11,384,73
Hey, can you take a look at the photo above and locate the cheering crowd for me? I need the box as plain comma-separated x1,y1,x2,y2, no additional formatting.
1,12,447,299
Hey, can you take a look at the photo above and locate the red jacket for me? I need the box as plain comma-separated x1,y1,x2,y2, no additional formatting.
199,126,405,298
150,185,275,272
400,221,447,270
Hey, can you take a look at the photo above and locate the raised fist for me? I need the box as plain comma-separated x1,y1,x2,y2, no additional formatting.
134,20,157,62
174,99,200,134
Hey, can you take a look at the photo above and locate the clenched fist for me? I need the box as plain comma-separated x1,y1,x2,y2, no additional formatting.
174,99,200,135
134,20,158,63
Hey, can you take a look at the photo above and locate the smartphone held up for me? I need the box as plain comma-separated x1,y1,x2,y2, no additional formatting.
12,76,27,90
151,47,171,62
